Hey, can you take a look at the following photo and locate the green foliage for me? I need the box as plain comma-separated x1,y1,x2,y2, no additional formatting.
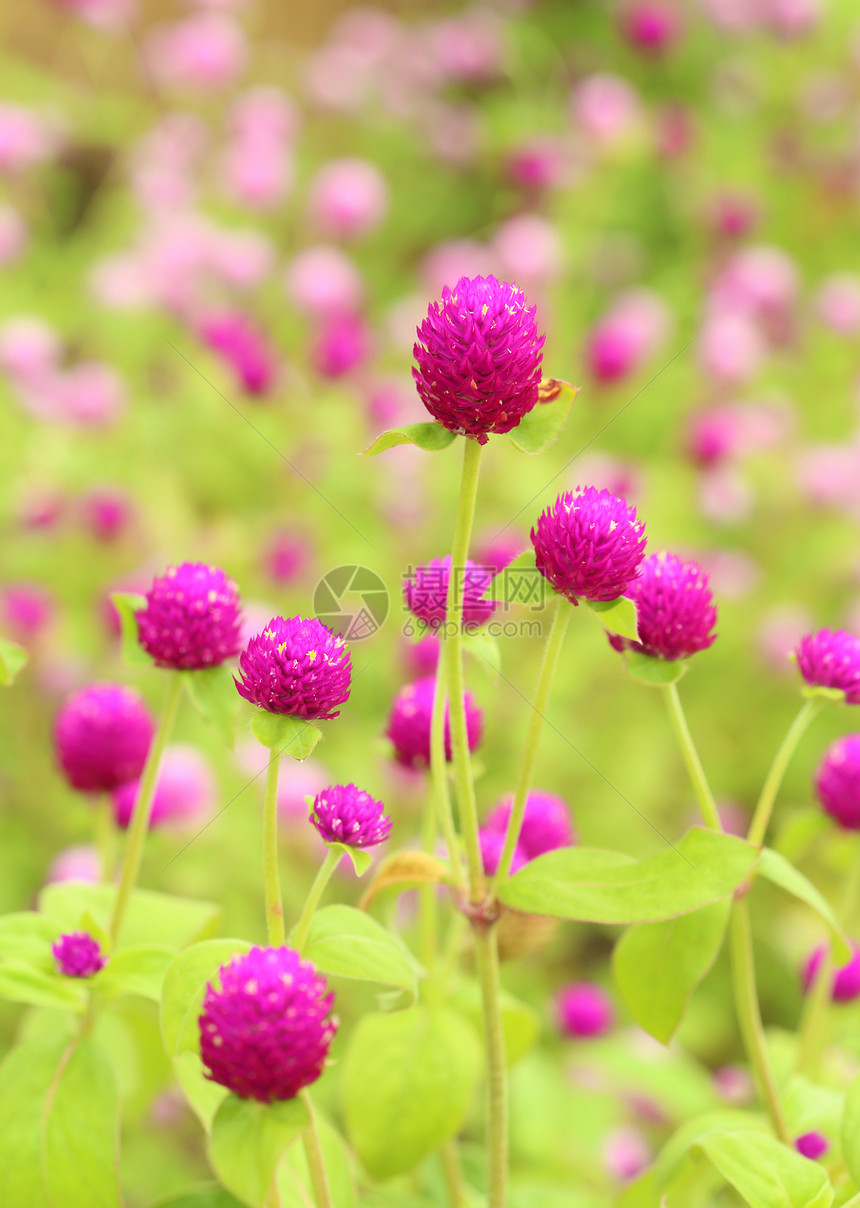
95,944,175,1002
297,904,421,1002
586,596,640,642
161,939,254,1058
499,828,758,923
184,666,241,747
841,1073,860,1186
450,983,541,1066
0,637,28,686
249,711,322,760
364,423,457,455
463,630,502,679
756,848,850,961
0,959,88,1010
209,1094,309,1207
277,1112,358,1208
110,592,153,670
342,1006,482,1179
323,843,373,877
149,1188,246,1208
509,380,579,454
693,1129,833,1208
39,882,222,951
623,650,690,686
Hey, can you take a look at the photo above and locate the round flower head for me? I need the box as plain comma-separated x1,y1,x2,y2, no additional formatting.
803,942,860,1002
531,486,647,604
816,735,860,830
235,616,351,719
555,981,614,1038
403,556,496,633
386,676,483,770
795,1132,829,1160
52,931,105,978
199,946,337,1102
137,562,243,671
607,551,717,661
483,791,575,861
479,827,527,876
794,629,860,703
310,783,391,849
412,274,545,444
55,683,154,793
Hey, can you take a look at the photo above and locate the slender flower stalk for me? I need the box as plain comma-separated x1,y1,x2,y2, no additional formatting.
796,951,832,1079
473,926,507,1208
292,848,341,953
430,656,464,892
440,1140,466,1208
300,1089,333,1208
95,794,117,883
441,436,485,903
660,682,722,830
263,753,286,946
109,674,183,942
747,699,822,847
490,598,572,895
728,901,789,1142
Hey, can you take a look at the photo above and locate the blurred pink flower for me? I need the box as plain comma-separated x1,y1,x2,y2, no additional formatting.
112,744,215,828
570,453,643,501
311,313,372,379
619,2,683,55
16,362,125,427
571,74,642,145
430,11,504,82
0,583,55,643
145,13,247,91
421,240,493,298
698,312,765,386
816,274,860,335
49,0,136,30
798,441,860,515
261,531,310,586
0,204,27,265
603,1127,651,1182
78,488,136,543
505,137,566,191
308,159,389,240
0,317,60,382
585,290,671,384
698,465,755,524
229,86,299,142
46,845,100,885
492,214,562,287
0,104,59,174
285,246,364,317
199,311,278,397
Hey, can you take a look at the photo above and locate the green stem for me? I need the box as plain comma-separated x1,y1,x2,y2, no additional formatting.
473,925,507,1208
430,653,464,893
747,699,822,848
490,598,571,897
300,1089,333,1208
728,901,789,1142
660,682,722,831
293,848,340,953
95,794,117,884
441,436,484,905
109,674,183,943
796,950,832,1079
263,753,286,946
440,1139,466,1208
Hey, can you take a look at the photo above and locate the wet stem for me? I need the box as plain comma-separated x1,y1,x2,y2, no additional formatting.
109,673,183,943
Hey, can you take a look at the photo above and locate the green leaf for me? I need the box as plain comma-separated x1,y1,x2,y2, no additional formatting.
359,851,451,911
342,1006,482,1179
95,944,174,1001
278,1112,358,1208
624,649,689,686
463,631,501,679
39,882,222,951
498,828,759,924
0,960,88,1011
209,1094,309,1207
325,843,373,877
694,1129,833,1208
0,1033,122,1208
162,939,254,1057
184,666,241,747
0,911,62,964
250,711,322,760
450,984,540,1066
509,379,580,454
149,1187,246,1208
173,1052,229,1132
756,848,850,962
110,592,153,669
612,900,731,1043
587,596,639,642
486,550,542,606
363,423,457,456
297,905,421,1002
801,685,845,704
842,1073,860,1185
0,638,28,686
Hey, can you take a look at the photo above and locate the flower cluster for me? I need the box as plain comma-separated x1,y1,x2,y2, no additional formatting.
815,735,860,830
794,629,860,703
55,683,153,793
607,551,718,661
386,676,483,770
479,790,574,874
403,556,496,632
310,783,391,849
137,562,243,670
52,931,105,978
235,616,351,719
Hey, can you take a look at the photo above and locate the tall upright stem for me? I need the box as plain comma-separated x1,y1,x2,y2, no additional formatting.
95,794,117,884
490,598,571,896
263,752,286,946
430,654,464,892
441,437,484,904
292,849,340,953
473,925,507,1208
728,901,789,1142
747,699,821,847
109,674,183,943
661,682,722,831
300,1089,333,1208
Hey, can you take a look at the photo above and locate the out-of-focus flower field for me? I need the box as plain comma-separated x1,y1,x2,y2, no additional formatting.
4,0,860,1205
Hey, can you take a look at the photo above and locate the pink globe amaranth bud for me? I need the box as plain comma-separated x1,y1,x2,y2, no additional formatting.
795,1131,829,1160
78,488,135,543
310,783,391,849
311,313,371,379
0,582,55,644
603,1126,651,1182
483,791,575,861
55,683,154,793
505,137,565,191
403,556,496,633
815,735,860,830
556,982,614,1038
137,562,243,671
570,74,641,145
112,744,215,829
52,931,105,978
46,844,100,885
794,629,860,703
608,552,718,662
308,158,388,240
199,311,277,397
532,486,647,605
479,828,528,877
619,2,682,54
803,942,860,1002
386,676,483,770
285,246,365,316
200,946,337,1103
412,275,545,445
262,530,310,586
235,616,351,720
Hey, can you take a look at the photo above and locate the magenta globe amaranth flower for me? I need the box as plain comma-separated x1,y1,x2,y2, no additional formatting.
310,783,391,849
236,616,351,720
137,562,243,671
403,556,496,633
795,1132,829,1160
55,683,154,793
555,982,614,1038
52,931,105,978
483,790,575,861
532,486,647,604
479,827,527,877
608,551,718,661
803,942,860,1002
200,946,337,1102
386,676,483,770
794,629,860,703
413,274,545,444
815,734,860,830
